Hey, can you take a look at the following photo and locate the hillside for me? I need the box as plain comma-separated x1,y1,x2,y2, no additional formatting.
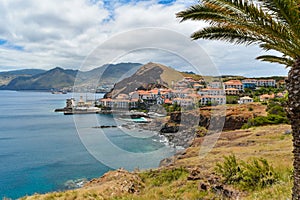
0,69,45,86
0,63,142,91
106,62,184,98
75,63,142,89
0,69,45,76
21,124,292,200
3,67,78,90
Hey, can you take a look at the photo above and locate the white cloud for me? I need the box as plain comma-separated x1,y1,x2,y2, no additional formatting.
0,0,289,76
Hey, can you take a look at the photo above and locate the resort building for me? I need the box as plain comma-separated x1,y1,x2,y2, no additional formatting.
256,79,276,87
172,98,194,107
99,98,138,109
198,88,225,96
224,80,244,91
99,98,113,108
242,79,257,89
238,96,254,104
208,81,222,89
199,95,226,105
193,83,204,90
225,88,239,95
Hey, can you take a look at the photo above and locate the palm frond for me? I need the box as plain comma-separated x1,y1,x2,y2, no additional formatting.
191,26,258,45
260,0,299,26
256,55,294,66
177,0,300,63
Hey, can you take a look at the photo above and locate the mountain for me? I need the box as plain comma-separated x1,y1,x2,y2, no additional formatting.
1,63,142,91
0,69,46,86
76,63,142,88
3,67,78,90
0,69,46,76
106,62,184,98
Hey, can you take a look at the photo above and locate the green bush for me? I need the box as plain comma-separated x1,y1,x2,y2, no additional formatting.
139,167,189,186
242,114,289,129
242,97,289,128
163,103,181,114
267,98,287,117
195,126,208,137
215,154,243,184
216,155,279,191
226,96,239,104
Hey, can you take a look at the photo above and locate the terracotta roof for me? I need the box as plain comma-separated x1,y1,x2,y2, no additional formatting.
164,99,172,104
224,80,242,85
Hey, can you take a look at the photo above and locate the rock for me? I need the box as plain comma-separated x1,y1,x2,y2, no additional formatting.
198,182,208,191
84,168,144,195
160,123,179,133
197,175,239,199
187,167,202,180
285,129,292,134
159,156,175,167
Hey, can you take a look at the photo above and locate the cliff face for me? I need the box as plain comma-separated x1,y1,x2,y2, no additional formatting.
158,103,267,148
168,103,267,131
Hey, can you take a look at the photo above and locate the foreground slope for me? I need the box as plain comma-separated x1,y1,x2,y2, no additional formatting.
21,124,292,200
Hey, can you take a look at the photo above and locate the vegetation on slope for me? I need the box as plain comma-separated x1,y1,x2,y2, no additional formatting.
21,124,293,200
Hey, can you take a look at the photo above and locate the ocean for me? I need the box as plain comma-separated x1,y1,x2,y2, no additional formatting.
0,90,174,199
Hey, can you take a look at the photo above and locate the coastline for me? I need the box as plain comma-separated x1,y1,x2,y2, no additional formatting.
21,124,293,199
0,91,172,199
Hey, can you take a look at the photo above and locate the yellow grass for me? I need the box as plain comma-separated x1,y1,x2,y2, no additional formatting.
22,124,293,200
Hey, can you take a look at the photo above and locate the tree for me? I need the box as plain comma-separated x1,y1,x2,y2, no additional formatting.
177,0,300,198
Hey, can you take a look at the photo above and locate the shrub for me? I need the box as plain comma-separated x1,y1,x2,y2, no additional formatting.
195,126,208,137
242,114,289,129
216,155,279,191
226,96,239,104
215,154,243,184
139,167,189,187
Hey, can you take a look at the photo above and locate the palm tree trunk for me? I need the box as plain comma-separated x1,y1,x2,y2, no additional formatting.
287,58,300,200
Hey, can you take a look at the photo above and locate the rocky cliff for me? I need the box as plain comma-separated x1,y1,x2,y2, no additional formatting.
159,103,267,148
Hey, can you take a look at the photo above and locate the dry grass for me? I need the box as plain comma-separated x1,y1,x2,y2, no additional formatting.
22,124,293,200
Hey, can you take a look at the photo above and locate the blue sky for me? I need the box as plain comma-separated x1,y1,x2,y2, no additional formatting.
0,0,289,77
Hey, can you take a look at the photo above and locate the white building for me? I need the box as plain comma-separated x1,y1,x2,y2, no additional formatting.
257,79,276,87
198,88,225,96
208,81,222,89
99,98,138,109
225,88,239,95
172,98,194,107
224,80,244,91
238,96,254,104
199,95,226,105
242,79,257,84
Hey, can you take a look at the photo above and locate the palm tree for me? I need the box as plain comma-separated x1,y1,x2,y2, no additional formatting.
177,0,300,198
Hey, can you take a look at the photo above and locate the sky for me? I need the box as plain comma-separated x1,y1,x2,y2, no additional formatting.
0,0,289,77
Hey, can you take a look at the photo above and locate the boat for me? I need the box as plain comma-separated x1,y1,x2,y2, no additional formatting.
64,106,101,115
51,90,67,94
55,96,101,115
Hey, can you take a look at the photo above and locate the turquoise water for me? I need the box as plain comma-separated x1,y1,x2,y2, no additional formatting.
0,91,173,199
